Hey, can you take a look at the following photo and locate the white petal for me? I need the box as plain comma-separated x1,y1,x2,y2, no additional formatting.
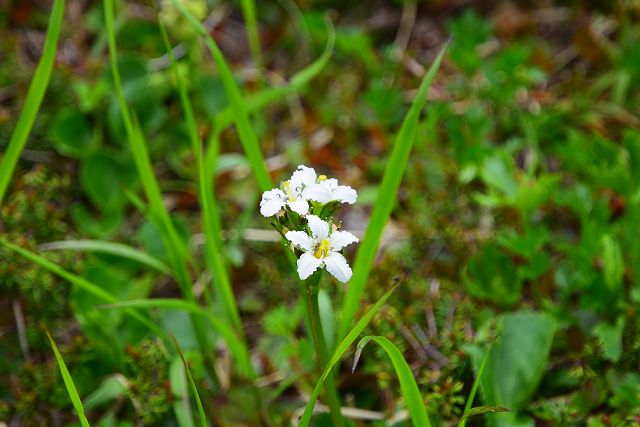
323,178,339,190
324,252,352,283
303,183,332,203
297,252,323,280
290,165,317,192
332,185,357,204
306,215,329,240
287,198,309,215
329,231,359,251
285,231,314,252
260,189,286,217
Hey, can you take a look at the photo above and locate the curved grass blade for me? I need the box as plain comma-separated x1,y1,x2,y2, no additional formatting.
213,16,335,134
0,0,65,204
0,238,166,339
458,342,494,427
170,0,272,192
353,336,431,427
158,19,242,333
338,42,449,339
38,239,171,275
47,331,91,427
298,281,401,427
170,335,207,427
102,298,254,379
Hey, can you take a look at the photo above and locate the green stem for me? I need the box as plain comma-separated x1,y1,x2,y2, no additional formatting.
304,274,345,427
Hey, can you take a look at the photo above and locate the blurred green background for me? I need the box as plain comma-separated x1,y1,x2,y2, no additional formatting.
1,0,640,426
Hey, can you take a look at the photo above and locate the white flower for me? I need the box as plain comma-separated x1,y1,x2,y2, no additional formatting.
304,177,357,205
259,165,318,217
285,215,358,283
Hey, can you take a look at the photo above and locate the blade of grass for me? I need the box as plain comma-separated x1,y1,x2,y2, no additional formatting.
104,0,213,370
171,0,272,192
298,281,401,427
46,331,91,427
102,298,254,379
338,42,448,339
0,237,167,339
352,336,432,427
158,19,242,333
458,342,494,427
170,335,207,427
38,239,171,275
240,0,264,84
213,16,335,134
0,0,65,204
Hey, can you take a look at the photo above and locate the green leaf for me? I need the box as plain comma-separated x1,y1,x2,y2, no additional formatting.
0,0,66,204
353,336,432,427
84,375,129,410
46,331,91,427
51,109,94,158
339,41,448,339
459,342,495,427
594,317,625,363
80,149,137,213
464,244,521,306
602,234,624,292
298,282,400,426
473,312,555,415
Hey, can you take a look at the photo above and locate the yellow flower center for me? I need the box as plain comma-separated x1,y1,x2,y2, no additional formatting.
283,180,295,202
314,238,330,259
318,175,327,182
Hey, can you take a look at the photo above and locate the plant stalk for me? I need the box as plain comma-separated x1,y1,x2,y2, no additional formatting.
304,274,345,427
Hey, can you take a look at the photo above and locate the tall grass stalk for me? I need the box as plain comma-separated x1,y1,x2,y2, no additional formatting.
157,18,243,334
171,335,207,427
0,0,65,204
303,274,345,427
104,0,214,374
47,331,91,427
338,42,449,339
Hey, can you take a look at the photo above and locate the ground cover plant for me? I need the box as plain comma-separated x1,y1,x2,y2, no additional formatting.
1,0,640,426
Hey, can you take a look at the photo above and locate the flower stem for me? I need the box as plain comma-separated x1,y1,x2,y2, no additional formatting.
304,274,345,427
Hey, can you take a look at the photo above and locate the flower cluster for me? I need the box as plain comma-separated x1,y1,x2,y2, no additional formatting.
260,165,358,283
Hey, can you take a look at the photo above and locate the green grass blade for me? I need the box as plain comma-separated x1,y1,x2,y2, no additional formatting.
170,335,207,427
158,19,242,332
0,238,167,339
171,0,272,192
102,298,254,378
338,42,448,339
213,17,335,133
0,0,65,204
46,331,91,427
458,342,494,427
353,336,431,427
39,239,171,275
298,282,401,427
240,0,264,83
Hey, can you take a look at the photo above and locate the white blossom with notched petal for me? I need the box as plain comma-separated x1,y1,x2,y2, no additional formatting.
285,215,358,282
304,177,357,205
259,165,321,217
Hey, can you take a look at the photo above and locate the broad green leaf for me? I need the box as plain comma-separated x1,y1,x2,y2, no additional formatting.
472,311,555,426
